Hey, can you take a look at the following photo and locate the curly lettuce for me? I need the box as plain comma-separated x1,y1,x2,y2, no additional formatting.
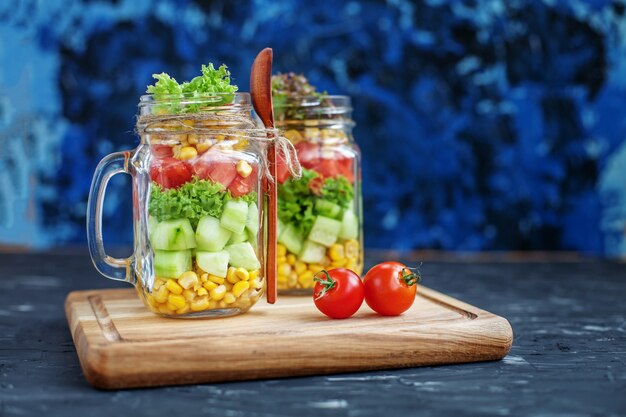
146,63,238,114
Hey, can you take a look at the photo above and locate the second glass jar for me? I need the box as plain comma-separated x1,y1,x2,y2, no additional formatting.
274,96,363,293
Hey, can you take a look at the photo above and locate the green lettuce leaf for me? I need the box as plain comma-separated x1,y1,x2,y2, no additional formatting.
146,63,238,114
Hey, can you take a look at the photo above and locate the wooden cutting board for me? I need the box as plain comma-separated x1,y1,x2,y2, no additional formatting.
65,286,513,389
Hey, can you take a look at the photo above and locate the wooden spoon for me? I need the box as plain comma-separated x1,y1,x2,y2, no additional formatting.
250,48,277,304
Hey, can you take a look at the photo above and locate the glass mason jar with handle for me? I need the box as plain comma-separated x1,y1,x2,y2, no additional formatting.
274,95,364,293
87,92,279,317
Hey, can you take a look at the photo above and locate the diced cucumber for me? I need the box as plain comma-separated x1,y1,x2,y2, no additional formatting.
315,199,342,219
196,250,230,278
225,242,261,270
228,229,248,244
299,240,326,264
308,215,342,247
196,215,232,252
148,216,158,239
220,200,249,234
278,219,284,238
339,210,359,240
278,223,304,255
154,249,192,279
151,218,197,250
246,202,259,236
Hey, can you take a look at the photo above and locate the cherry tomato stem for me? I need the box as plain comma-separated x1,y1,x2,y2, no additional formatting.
313,270,337,300
399,267,422,287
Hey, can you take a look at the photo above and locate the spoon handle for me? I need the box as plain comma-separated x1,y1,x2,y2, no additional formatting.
250,48,277,304
266,140,277,304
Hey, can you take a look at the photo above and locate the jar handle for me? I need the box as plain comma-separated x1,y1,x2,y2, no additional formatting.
86,151,137,285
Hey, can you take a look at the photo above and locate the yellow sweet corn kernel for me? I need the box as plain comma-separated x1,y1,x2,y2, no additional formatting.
190,296,209,312
210,285,226,301
298,271,315,288
208,275,225,284
309,264,324,274
234,138,248,150
178,271,199,289
277,256,287,265
345,240,359,259
166,279,183,295
232,280,250,297
320,256,331,266
294,261,307,275
329,244,345,261
278,263,292,277
250,278,263,289
186,133,198,145
277,275,288,285
288,272,298,288
196,142,211,154
200,273,209,282
183,289,196,302
208,300,219,309
284,129,303,142
331,259,347,268
226,266,237,283
234,267,249,281
223,292,236,304
146,294,159,308
236,160,252,178
219,300,227,308
345,260,357,272
178,146,198,160
203,281,218,291
277,244,287,257
304,128,320,139
168,294,186,309
176,304,190,315
286,254,297,265
154,286,169,303
166,302,178,311
158,305,173,314
154,278,165,290
197,287,208,296
224,281,233,291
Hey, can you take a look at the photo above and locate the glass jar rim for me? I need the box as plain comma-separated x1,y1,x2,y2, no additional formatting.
273,95,350,108
139,92,250,105
137,92,252,118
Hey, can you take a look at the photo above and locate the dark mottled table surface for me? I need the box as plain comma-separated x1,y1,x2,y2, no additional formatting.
1,250,625,417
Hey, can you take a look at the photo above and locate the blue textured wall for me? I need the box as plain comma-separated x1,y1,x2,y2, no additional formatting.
1,0,626,256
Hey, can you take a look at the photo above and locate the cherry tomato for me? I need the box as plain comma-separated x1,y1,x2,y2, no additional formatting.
363,262,421,316
151,144,173,159
190,155,237,188
149,157,192,189
275,150,291,184
294,141,321,168
313,268,364,319
228,163,258,197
